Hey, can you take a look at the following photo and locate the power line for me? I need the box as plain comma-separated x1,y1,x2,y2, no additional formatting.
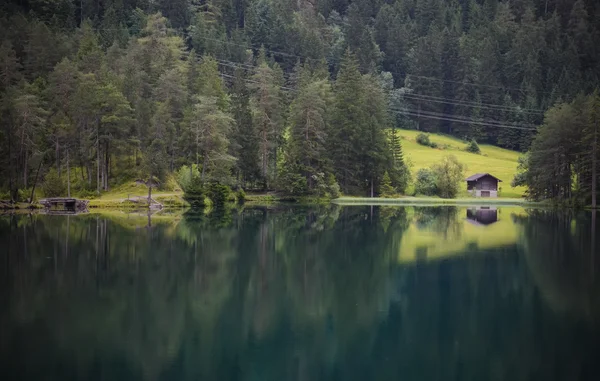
397,92,544,114
218,69,538,132
216,58,539,130
215,57,543,115
192,35,552,96
391,109,537,131
390,107,538,129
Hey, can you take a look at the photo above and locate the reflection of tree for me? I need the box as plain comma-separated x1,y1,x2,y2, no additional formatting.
6,208,598,381
414,206,462,240
516,210,600,321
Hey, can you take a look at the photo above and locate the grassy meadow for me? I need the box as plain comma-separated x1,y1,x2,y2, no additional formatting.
397,129,526,198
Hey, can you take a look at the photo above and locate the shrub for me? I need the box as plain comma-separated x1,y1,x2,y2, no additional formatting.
42,168,66,197
416,133,431,146
466,139,481,154
278,168,308,195
416,133,438,148
311,172,341,198
207,182,231,207
325,173,341,198
236,187,246,204
431,155,466,198
183,176,205,207
76,189,97,199
176,164,201,193
414,168,437,196
379,171,396,198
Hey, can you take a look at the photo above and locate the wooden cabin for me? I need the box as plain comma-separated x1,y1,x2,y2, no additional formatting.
466,173,501,197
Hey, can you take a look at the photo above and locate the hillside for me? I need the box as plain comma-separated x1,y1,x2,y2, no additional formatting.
397,130,526,198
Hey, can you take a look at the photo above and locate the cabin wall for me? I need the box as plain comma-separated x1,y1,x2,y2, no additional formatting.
476,177,498,191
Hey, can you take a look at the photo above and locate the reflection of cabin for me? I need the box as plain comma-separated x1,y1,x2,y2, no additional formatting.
466,173,501,197
466,207,498,225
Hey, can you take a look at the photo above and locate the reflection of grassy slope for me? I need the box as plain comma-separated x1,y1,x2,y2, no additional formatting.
89,210,184,229
398,129,526,198
398,207,526,263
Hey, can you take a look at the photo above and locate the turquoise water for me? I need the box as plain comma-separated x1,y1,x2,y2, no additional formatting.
1,206,599,380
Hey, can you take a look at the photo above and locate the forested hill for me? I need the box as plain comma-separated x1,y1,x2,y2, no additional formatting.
1,0,599,200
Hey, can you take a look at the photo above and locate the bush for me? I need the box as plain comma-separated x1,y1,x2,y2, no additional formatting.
207,182,232,207
236,187,246,204
431,155,466,198
312,172,341,198
466,139,481,154
416,133,431,146
414,168,437,196
183,176,205,207
42,168,66,197
76,189,97,199
325,173,341,198
416,133,438,148
176,164,201,193
379,171,396,198
278,168,308,195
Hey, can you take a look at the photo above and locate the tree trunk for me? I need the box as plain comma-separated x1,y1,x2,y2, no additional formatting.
148,185,152,205
67,149,71,198
201,154,208,183
23,150,28,189
7,124,15,201
592,119,597,209
56,139,60,177
96,125,100,195
29,159,43,204
370,177,374,198
104,141,109,191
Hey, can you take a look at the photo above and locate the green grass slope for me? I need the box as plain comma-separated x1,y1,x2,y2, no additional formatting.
398,129,526,198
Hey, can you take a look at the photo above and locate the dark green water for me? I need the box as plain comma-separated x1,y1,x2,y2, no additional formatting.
1,206,599,381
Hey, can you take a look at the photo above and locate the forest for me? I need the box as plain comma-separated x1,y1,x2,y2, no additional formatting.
0,0,599,203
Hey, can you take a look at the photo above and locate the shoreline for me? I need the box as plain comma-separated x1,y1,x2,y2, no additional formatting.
332,196,540,207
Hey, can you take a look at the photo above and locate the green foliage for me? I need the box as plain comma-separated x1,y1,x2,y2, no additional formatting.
176,165,201,193
379,171,396,198
182,175,205,208
416,133,438,148
466,139,481,154
415,168,437,196
278,163,308,195
42,168,66,197
207,182,232,207
1,1,600,202
518,93,600,204
431,155,466,199
235,188,246,204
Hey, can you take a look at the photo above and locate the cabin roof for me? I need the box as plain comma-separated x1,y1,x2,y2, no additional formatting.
465,173,502,182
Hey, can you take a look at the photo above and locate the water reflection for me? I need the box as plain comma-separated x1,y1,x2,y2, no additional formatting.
466,206,498,225
0,206,599,381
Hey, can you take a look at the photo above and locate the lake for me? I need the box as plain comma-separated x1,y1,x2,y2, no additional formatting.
1,205,599,381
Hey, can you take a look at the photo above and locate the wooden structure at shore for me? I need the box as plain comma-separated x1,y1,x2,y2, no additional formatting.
39,198,89,212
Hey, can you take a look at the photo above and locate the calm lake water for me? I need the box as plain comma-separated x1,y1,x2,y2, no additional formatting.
1,205,599,381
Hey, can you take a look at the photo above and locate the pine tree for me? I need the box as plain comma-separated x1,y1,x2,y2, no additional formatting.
190,96,236,184
286,74,333,192
379,171,395,198
231,68,260,187
249,49,284,188
331,50,366,194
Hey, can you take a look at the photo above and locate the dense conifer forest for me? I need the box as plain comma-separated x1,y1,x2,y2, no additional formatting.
0,0,599,203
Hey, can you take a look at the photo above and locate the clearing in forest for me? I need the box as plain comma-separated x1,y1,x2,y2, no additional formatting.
397,129,526,198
